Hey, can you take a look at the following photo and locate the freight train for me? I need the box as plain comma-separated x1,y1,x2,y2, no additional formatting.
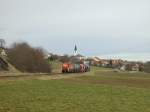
62,62,90,73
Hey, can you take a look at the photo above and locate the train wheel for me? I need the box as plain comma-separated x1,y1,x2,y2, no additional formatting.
62,70,65,73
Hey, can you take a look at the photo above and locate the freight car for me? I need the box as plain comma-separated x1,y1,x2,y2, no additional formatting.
62,62,90,73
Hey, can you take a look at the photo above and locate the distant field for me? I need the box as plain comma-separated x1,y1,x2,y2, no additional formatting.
0,67,150,112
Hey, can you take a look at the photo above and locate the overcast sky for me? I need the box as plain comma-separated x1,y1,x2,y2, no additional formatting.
0,0,150,56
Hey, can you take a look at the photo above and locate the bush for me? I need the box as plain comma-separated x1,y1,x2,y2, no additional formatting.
7,42,51,73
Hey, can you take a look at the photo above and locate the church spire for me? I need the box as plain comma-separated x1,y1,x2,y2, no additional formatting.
74,44,77,56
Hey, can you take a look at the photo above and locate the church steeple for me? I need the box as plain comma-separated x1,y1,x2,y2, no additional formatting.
74,45,77,56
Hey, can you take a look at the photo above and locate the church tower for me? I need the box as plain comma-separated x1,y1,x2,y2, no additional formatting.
74,45,77,56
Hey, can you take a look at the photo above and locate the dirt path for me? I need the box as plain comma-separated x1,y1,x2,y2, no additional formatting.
0,72,92,81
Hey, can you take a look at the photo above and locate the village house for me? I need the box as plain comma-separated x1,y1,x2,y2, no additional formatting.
119,62,144,72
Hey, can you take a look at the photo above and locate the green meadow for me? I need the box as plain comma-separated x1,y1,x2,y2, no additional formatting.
0,67,150,112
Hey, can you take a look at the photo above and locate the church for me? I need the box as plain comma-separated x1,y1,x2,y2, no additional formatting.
70,45,86,62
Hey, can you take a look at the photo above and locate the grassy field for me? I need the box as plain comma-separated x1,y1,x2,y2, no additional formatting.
0,67,150,112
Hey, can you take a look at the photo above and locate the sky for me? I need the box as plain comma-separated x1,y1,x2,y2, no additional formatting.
0,0,150,57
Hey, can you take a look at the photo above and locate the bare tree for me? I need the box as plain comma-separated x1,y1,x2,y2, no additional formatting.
7,42,51,73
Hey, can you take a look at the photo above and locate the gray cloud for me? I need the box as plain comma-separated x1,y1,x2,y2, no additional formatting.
0,0,150,55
